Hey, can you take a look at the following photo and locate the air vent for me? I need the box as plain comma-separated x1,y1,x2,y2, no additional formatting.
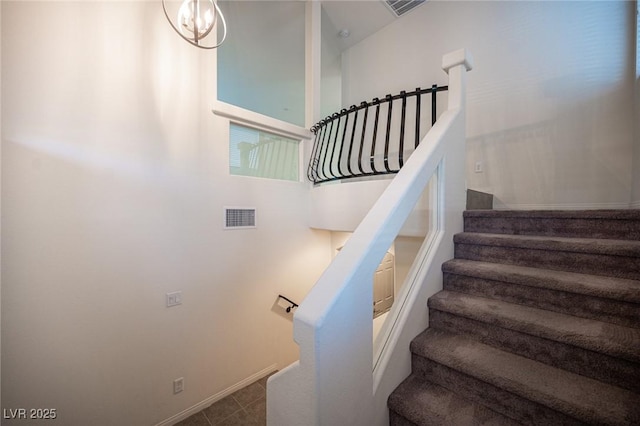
384,0,426,17
224,207,256,229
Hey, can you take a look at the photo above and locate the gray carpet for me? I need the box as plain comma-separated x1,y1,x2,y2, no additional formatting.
388,210,640,425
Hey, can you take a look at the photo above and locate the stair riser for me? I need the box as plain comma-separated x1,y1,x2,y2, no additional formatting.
429,309,640,393
411,355,583,426
443,272,640,328
455,243,640,280
464,217,640,241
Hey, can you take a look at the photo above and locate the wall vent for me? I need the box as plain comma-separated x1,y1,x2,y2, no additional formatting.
384,0,426,17
224,207,256,229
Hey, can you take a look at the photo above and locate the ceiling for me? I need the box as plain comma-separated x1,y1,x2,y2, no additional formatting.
321,0,398,51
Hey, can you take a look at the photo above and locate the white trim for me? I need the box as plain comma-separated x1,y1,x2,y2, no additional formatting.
630,200,640,209
372,162,442,378
493,201,632,211
442,48,474,73
213,101,313,141
305,0,321,127
268,49,472,426
155,364,278,426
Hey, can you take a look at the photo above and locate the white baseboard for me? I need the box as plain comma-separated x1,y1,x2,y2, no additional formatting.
493,201,632,211
630,200,640,209
155,364,278,426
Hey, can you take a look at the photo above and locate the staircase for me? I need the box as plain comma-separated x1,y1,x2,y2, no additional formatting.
388,210,640,425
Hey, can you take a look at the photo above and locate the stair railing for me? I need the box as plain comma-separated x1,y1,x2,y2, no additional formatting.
237,135,298,181
308,86,448,184
267,49,473,426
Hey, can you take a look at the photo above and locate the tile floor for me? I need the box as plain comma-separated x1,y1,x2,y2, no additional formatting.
175,373,274,426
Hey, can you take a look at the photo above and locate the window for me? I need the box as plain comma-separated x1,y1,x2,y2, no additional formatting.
217,1,305,126
229,123,300,182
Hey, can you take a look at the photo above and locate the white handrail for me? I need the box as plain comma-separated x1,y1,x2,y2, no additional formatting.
267,49,473,426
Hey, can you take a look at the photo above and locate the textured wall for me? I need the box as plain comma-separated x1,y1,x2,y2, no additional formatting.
342,1,636,209
1,2,331,425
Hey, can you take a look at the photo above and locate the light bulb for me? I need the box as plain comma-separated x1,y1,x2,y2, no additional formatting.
177,0,216,43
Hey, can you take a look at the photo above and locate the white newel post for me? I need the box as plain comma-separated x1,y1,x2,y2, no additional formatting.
442,48,473,110
267,49,473,426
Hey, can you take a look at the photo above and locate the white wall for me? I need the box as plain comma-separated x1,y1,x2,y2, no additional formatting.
320,5,342,120
217,1,306,127
1,2,331,425
343,0,636,209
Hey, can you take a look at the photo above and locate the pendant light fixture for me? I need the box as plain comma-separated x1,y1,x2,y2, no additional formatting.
162,0,227,49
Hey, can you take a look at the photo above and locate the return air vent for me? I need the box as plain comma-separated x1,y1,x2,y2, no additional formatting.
384,0,426,17
224,207,256,229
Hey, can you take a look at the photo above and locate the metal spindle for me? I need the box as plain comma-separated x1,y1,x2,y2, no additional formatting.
316,121,328,181
357,102,369,174
415,88,421,149
308,126,321,181
370,99,381,173
346,106,358,176
431,84,437,125
383,94,393,172
399,91,407,168
320,117,335,181
336,109,350,178
329,113,343,179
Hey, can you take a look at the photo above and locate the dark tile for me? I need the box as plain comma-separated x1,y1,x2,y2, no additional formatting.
202,395,243,425
232,381,265,407
216,409,261,426
257,370,278,389
174,411,211,426
245,397,266,426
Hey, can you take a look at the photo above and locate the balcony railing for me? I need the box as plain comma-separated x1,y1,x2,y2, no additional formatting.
307,85,448,184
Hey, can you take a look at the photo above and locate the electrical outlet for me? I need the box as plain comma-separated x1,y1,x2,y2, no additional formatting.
173,377,184,394
166,291,182,307
474,161,484,173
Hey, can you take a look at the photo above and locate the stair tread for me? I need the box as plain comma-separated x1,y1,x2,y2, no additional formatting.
428,291,640,363
454,232,640,256
442,259,640,303
411,329,640,425
389,374,521,426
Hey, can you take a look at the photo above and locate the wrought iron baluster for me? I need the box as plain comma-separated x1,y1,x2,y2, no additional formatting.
431,84,437,125
319,117,335,181
357,102,368,175
346,105,358,176
415,87,421,149
370,98,381,173
328,113,343,179
328,116,340,181
399,91,407,168
335,109,350,179
308,125,321,182
383,94,393,172
313,122,327,182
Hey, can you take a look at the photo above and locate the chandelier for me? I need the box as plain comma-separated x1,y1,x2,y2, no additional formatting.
162,0,227,49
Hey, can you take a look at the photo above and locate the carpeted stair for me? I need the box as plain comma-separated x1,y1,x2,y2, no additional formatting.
388,210,640,425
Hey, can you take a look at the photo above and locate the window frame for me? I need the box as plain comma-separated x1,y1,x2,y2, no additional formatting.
213,100,312,183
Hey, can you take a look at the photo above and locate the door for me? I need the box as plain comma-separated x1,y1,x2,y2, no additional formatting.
373,251,395,318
